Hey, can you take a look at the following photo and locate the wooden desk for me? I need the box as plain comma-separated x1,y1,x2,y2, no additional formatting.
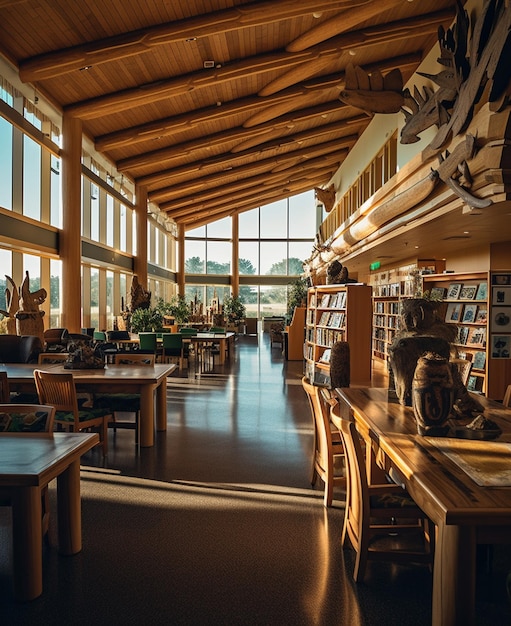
4,363,176,447
335,387,511,626
0,432,98,600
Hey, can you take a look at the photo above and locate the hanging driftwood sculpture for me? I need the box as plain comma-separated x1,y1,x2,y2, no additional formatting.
338,63,405,114
0,276,19,335
15,271,46,343
314,184,336,212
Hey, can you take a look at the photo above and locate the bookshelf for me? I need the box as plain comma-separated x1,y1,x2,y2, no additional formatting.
422,272,490,394
305,284,372,386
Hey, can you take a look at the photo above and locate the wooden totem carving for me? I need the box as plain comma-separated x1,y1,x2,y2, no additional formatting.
0,276,19,334
15,271,47,343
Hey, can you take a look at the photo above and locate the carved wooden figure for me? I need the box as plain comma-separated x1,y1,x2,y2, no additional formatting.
15,271,46,343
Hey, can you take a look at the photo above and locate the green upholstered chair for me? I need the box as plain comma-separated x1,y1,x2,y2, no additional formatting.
94,353,155,446
162,333,186,373
34,370,110,456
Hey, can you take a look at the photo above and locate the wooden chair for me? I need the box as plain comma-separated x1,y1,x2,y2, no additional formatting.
270,322,284,349
503,384,511,408
0,371,9,402
0,403,56,536
330,400,434,582
94,353,155,446
34,370,110,456
38,352,69,364
162,333,185,373
301,377,346,507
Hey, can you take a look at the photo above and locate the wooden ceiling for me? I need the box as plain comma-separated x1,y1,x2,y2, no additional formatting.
0,0,457,230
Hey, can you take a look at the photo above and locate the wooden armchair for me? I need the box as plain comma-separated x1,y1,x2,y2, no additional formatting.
330,400,434,582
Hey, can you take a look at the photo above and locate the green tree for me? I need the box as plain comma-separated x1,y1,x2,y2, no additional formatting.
266,257,304,276
239,258,256,275
206,260,230,274
185,256,204,273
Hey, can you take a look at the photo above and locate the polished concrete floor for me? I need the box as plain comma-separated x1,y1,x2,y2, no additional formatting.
1,334,511,625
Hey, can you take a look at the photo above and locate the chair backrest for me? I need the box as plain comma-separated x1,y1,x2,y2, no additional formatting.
44,328,68,345
0,371,10,403
38,352,69,364
114,353,155,365
330,401,367,534
0,403,56,432
209,327,226,333
179,328,198,335
138,332,157,351
34,370,80,427
162,333,183,350
503,384,511,408
301,377,337,478
0,334,43,363
106,330,130,341
93,331,107,342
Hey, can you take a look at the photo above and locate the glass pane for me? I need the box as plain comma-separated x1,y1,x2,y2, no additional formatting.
185,284,205,304
239,208,259,238
288,190,317,238
120,204,127,252
260,199,287,238
90,268,99,331
185,240,206,273
91,183,99,241
0,117,13,210
206,240,231,274
106,195,114,247
260,285,287,317
23,136,41,220
49,259,61,327
260,242,288,275
239,285,258,318
23,254,40,290
207,217,231,238
238,242,259,275
0,249,12,321
106,270,114,330
50,155,61,228
187,225,206,238
288,242,313,274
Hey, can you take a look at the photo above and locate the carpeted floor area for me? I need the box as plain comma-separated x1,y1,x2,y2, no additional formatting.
1,334,510,625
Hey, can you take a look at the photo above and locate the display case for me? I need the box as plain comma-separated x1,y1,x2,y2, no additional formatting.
305,284,372,386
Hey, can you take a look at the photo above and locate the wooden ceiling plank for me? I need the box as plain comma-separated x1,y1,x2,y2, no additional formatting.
65,11,451,120
19,0,346,82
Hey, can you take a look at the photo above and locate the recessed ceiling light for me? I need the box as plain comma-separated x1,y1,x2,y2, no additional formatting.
312,12,323,18
186,37,197,42
348,50,356,56
79,65,92,71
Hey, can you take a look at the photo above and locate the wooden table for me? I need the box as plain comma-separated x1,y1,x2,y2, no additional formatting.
0,432,98,600
335,387,511,626
189,332,235,365
4,363,176,447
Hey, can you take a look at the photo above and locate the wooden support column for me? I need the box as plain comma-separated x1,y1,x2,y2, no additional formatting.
134,184,148,287
178,223,185,296
60,114,82,333
231,213,239,297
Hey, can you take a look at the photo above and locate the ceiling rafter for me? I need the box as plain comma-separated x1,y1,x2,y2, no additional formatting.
65,10,451,120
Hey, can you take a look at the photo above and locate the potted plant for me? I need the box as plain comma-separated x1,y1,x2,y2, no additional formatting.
130,307,163,333
223,295,246,332
287,276,308,323
168,295,190,325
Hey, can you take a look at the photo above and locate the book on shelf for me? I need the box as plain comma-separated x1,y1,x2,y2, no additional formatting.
446,283,462,299
462,304,478,323
460,285,477,299
320,293,331,307
331,292,347,309
475,282,488,300
430,286,446,300
319,348,331,363
472,351,486,370
446,302,463,322
467,326,486,347
456,326,469,345
475,308,487,323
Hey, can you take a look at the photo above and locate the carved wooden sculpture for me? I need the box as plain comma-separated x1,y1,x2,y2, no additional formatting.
0,276,19,335
15,271,46,344
314,184,336,212
338,63,405,113
129,275,151,311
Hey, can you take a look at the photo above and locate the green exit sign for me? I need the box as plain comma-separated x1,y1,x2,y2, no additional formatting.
370,261,381,271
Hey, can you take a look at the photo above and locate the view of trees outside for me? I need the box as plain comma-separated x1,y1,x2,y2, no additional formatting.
184,191,316,318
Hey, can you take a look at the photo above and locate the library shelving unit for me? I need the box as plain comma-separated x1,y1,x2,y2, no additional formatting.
422,272,491,394
305,283,372,387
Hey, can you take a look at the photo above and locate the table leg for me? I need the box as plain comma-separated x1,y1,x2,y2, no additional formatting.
139,383,155,447
432,523,476,626
156,378,167,432
11,485,43,600
57,459,82,555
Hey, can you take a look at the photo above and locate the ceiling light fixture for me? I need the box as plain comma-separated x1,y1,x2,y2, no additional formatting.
312,12,323,18
186,37,197,42
79,65,92,71
203,60,215,68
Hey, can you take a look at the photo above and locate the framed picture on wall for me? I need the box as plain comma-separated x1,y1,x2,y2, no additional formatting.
492,286,511,305
491,335,511,358
491,307,511,333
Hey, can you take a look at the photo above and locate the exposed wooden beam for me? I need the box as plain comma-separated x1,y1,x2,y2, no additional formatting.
65,11,451,120
137,135,358,190
152,153,342,207
159,160,340,213
118,116,365,172
97,53,420,152
19,0,346,82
